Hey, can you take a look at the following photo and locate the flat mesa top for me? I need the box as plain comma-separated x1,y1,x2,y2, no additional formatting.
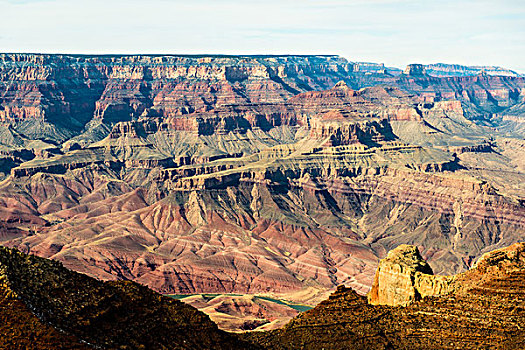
0,53,340,59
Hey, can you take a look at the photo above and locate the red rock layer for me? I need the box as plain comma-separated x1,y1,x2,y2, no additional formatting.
0,54,350,135
2,54,523,142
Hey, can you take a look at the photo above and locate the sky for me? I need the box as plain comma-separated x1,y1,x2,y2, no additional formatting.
1,0,524,72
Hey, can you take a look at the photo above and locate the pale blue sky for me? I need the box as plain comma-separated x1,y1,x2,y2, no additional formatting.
1,0,524,72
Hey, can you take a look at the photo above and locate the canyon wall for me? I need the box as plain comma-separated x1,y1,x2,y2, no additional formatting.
0,54,524,308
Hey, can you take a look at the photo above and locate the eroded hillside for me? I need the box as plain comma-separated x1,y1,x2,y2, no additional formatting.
0,246,252,349
0,54,523,315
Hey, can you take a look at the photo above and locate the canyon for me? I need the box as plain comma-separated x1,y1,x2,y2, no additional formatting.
0,53,524,330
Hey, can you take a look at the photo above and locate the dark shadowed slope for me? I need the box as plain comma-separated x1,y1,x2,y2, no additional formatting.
0,246,254,349
0,287,88,349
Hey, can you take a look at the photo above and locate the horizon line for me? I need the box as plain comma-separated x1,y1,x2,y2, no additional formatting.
0,52,523,74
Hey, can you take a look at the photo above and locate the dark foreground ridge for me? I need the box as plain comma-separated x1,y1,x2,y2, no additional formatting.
0,246,254,349
1,243,524,349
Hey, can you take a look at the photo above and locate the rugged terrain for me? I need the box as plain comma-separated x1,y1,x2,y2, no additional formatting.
0,246,251,349
246,242,525,349
0,53,524,329
1,239,524,349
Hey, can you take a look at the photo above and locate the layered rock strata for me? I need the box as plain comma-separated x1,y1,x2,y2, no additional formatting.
0,54,351,140
1,54,524,144
0,54,523,327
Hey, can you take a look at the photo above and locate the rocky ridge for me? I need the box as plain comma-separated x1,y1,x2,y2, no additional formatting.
1,238,524,349
425,63,524,78
0,245,252,349
246,242,525,349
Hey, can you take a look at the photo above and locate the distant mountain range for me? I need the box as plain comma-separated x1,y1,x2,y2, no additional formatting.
353,61,524,77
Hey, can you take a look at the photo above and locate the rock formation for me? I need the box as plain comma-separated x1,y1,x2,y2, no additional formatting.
368,244,451,306
403,64,427,76
369,242,525,307
246,242,525,349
